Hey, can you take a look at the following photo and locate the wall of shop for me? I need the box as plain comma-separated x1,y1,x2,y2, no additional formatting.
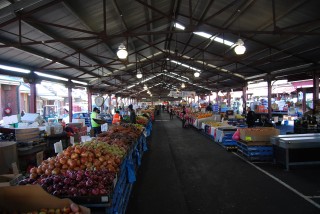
0,84,18,119
19,93,30,113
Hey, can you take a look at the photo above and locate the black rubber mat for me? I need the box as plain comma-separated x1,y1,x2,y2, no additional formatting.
126,112,320,214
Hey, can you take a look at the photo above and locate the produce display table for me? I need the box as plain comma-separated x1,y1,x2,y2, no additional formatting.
192,116,215,129
16,122,151,214
237,140,273,161
271,136,320,170
215,127,237,143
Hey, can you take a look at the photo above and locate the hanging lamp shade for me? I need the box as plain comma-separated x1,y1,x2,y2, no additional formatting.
181,82,186,88
136,71,142,79
234,39,246,55
117,43,128,59
144,84,148,90
194,71,200,77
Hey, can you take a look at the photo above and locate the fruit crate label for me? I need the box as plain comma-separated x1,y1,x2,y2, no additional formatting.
12,162,19,176
245,136,252,141
101,196,109,202
113,174,118,188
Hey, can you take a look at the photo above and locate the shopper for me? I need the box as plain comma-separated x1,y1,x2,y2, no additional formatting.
170,108,174,119
91,107,101,136
257,114,274,127
112,110,121,125
206,103,213,112
128,104,136,124
246,107,256,128
182,106,187,128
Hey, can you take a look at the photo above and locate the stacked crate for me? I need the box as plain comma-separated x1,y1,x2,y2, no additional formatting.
220,133,237,150
237,140,273,161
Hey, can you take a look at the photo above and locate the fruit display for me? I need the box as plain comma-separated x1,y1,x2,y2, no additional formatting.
203,121,223,127
189,112,213,119
20,170,115,197
141,109,154,120
27,142,122,179
136,115,149,125
20,123,145,200
22,205,82,214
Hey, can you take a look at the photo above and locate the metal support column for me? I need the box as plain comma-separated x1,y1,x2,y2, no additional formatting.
313,71,319,113
87,87,92,113
68,85,73,123
242,85,247,114
29,83,36,113
302,88,307,113
267,79,272,119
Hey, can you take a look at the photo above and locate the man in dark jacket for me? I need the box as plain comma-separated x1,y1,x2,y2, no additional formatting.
128,104,136,124
246,107,256,128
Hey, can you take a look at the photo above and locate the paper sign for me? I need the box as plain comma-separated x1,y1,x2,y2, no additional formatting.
70,136,74,145
245,136,252,141
36,151,44,166
54,141,63,153
11,162,19,176
101,123,108,132
81,136,91,143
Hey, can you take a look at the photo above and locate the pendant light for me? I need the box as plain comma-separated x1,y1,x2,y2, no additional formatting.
194,72,200,77
136,70,142,79
181,82,186,88
144,84,148,90
117,43,128,59
234,39,246,55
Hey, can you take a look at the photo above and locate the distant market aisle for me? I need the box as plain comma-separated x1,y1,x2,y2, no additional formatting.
126,111,320,214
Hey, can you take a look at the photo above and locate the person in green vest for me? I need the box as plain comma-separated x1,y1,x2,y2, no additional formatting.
91,107,101,136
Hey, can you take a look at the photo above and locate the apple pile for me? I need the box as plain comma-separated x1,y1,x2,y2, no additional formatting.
22,124,144,198
28,142,124,179
20,170,115,197
22,207,72,214
136,115,148,125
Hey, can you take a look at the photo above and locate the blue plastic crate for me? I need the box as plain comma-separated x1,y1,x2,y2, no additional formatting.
222,139,237,146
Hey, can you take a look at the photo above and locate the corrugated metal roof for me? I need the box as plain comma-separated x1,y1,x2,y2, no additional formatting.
0,0,319,98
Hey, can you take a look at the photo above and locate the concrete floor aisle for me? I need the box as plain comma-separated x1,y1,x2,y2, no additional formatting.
125,112,320,214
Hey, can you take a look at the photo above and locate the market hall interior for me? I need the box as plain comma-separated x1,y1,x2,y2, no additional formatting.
126,111,320,214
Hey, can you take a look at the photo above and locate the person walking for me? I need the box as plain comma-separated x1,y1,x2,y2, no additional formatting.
90,107,101,136
170,108,174,119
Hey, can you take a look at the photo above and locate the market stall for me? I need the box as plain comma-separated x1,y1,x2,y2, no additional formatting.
0,116,152,213
270,134,320,170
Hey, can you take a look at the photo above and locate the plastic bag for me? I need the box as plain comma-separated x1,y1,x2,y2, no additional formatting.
232,129,240,141
126,160,136,183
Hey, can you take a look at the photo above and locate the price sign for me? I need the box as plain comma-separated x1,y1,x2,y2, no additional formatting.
70,136,74,145
11,162,19,176
54,141,63,153
36,151,44,166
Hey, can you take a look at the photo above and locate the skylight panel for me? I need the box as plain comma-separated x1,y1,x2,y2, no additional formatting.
193,32,212,39
0,64,30,73
174,23,185,30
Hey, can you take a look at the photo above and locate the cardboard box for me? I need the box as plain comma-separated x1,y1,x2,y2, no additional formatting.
0,174,22,187
240,127,280,142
